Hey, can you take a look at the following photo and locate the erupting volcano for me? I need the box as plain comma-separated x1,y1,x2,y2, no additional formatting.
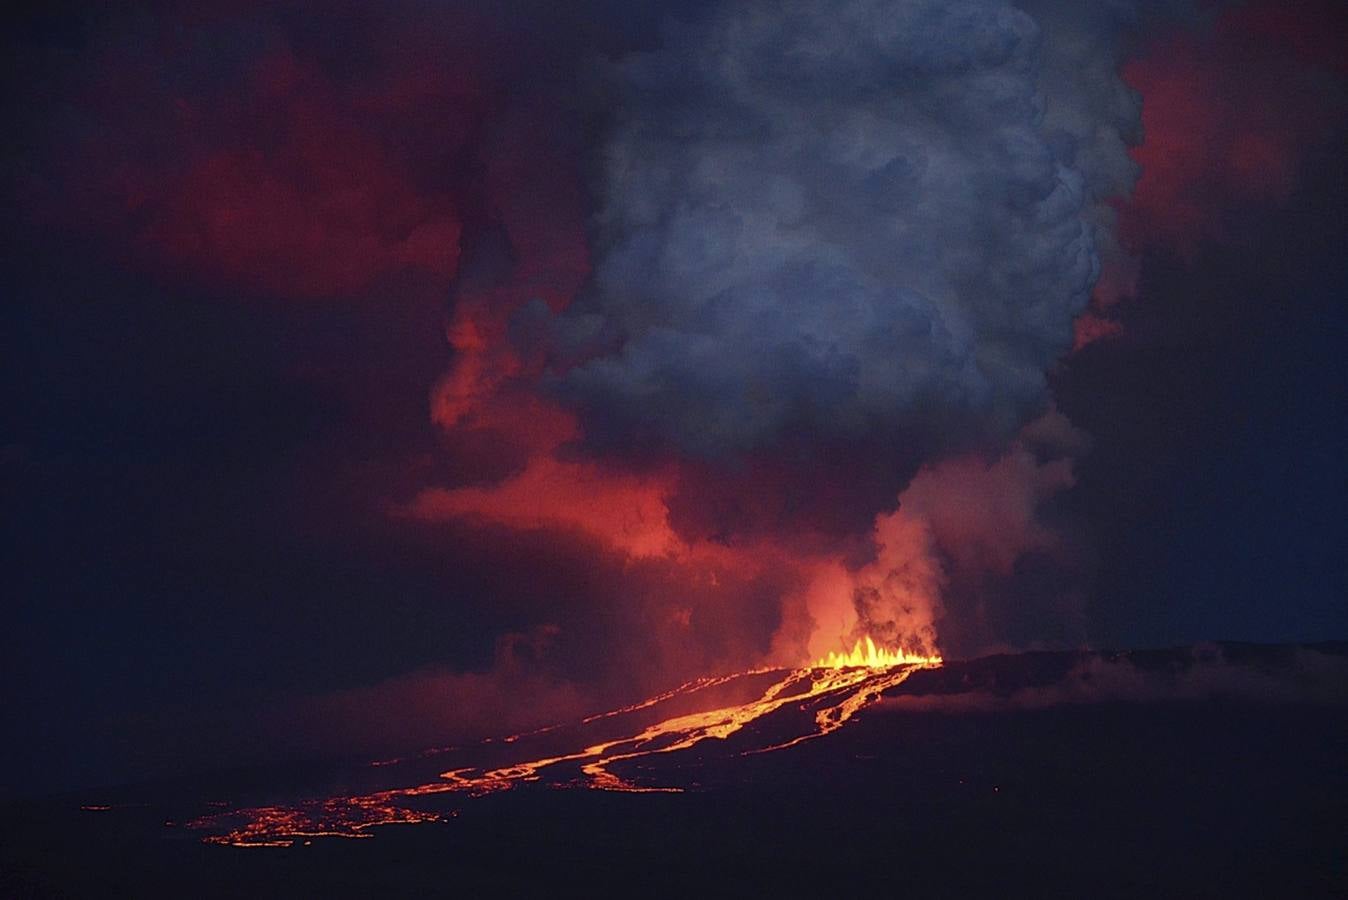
190,640,942,847
6,0,1344,894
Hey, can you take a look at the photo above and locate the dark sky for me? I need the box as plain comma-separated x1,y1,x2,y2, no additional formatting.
3,0,1345,796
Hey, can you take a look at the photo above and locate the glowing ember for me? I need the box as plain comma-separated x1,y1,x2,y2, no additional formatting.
191,795,442,848
814,635,942,669
189,642,941,847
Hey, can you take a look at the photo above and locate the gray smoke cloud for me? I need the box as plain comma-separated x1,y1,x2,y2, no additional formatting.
543,0,1153,462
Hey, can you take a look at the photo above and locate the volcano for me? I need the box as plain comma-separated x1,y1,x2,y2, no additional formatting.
4,642,1344,898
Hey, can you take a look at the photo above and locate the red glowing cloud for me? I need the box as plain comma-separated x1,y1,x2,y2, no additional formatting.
1072,1,1344,350
135,49,467,298
22,2,1338,776
51,14,489,300
407,443,680,560
1121,1,1344,256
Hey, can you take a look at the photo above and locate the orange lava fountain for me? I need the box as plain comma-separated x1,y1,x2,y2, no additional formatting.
815,635,942,669
189,640,941,847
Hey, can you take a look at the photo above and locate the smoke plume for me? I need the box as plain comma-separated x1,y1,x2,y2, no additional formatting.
551,0,1140,470
498,0,1164,659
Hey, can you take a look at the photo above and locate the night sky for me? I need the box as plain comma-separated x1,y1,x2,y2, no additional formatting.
4,0,1345,797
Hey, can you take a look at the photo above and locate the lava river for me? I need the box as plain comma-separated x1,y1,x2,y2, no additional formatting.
189,639,941,847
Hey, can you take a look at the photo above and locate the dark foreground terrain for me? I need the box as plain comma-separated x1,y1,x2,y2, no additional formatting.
4,642,1345,898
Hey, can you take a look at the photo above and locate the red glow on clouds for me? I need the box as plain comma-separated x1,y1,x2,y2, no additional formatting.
1120,1,1343,256
1071,0,1343,349
409,442,680,560
33,1,1339,764
432,128,590,433
68,26,483,299
1072,313,1125,351
903,448,1075,579
406,407,1084,669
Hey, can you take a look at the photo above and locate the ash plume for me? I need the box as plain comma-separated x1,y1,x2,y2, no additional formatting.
550,0,1149,467
513,0,1176,656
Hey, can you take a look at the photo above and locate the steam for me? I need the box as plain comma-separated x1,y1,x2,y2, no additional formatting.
437,0,1185,663
506,0,1169,658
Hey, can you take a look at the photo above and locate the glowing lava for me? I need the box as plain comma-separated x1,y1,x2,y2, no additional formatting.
815,635,942,669
189,642,941,847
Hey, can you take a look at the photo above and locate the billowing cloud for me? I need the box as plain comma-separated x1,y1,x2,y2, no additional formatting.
1070,0,1347,345
13,0,1342,793
403,0,1176,675
1121,1,1345,255
550,0,1135,470
421,0,1160,665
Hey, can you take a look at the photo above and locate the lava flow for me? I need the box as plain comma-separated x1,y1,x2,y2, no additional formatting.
189,641,941,847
